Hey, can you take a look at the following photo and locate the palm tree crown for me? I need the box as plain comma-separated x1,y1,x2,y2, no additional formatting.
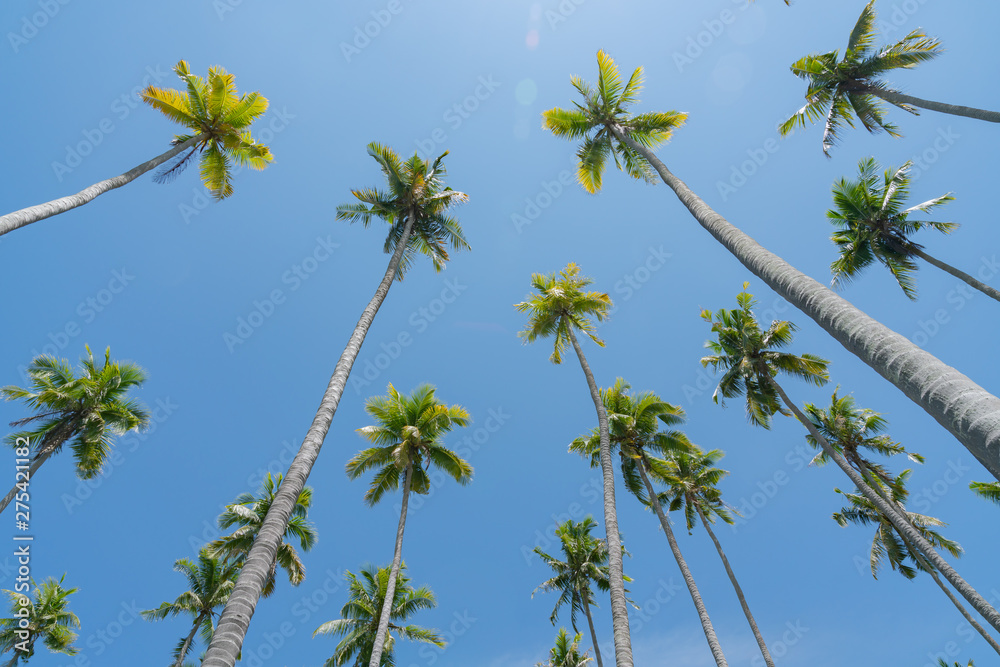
533,517,613,632
0,575,80,665
658,448,733,534
536,628,594,667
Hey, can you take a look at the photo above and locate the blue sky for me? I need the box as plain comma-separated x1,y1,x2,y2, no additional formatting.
2,0,1000,665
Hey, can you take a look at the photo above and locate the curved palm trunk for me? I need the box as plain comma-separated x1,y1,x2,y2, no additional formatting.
202,212,416,667
175,612,208,667
766,375,1000,634
0,421,76,515
696,505,774,667
637,463,728,667
868,89,1000,123
908,246,1000,303
922,558,1000,656
609,124,1000,482
0,135,202,237
582,600,604,667
566,327,633,667
369,464,411,667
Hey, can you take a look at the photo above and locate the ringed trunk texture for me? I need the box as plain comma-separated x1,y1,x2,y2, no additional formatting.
0,135,203,237
909,247,1000,303
696,505,774,667
566,326,633,667
638,464,728,667
202,213,416,667
767,375,1000,635
923,557,1000,656
869,89,1000,123
583,600,604,667
368,464,411,667
609,125,1000,482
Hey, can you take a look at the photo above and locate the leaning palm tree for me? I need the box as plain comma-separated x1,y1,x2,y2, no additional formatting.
542,50,1000,484
346,383,471,667
0,60,272,237
570,379,728,667
828,158,1000,302
206,473,317,597
659,448,775,667
701,283,1000,634
970,482,1000,506
536,628,593,667
0,575,80,666
141,550,240,667
202,144,468,667
780,1,1000,156
515,264,634,667
314,564,443,667
1,345,149,514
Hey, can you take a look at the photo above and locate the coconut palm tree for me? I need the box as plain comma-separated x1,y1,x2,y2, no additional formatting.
533,517,615,667
0,60,272,237
659,448,775,667
141,550,240,667
515,264,634,667
202,144,468,667
0,345,149,514
701,283,1000,634
570,379,728,667
970,482,1000,506
346,383,471,667
536,628,593,667
542,50,1000,483
206,473,317,597
779,1,1000,156
314,564,443,667
827,158,1000,302
0,575,80,666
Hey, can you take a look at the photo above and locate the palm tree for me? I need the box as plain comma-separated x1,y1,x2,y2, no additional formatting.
314,564,443,667
346,383,471,667
970,482,1000,506
515,264,634,667
202,144,468,667
536,628,593,667
827,158,1000,302
0,60,272,237
659,448,775,667
206,473,317,597
141,550,240,667
833,473,1000,656
532,517,614,667
779,1,1000,156
569,379,728,667
701,283,1000,634
0,575,80,666
0,345,149,514
542,50,1000,483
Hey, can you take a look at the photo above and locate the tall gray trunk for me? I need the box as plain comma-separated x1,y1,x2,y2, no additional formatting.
608,124,1000,482
696,505,774,667
174,613,206,667
766,375,1000,634
638,463,728,667
368,464,411,667
0,135,203,237
566,326,633,667
908,246,1000,303
202,210,417,667
868,89,1000,123
582,596,604,667
923,557,1000,656
0,421,76,515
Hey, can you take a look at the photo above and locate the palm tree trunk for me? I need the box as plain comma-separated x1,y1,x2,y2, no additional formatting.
0,135,203,237
696,505,774,667
0,421,76,515
202,208,417,667
608,124,1000,482
174,614,206,667
565,326,633,667
766,374,1000,635
637,463,728,667
369,464,411,667
922,555,1000,656
908,246,1000,303
582,601,604,667
867,89,1000,123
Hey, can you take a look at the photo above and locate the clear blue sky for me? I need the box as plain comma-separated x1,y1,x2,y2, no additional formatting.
2,1,999,665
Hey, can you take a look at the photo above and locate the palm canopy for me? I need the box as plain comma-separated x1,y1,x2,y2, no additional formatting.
141,60,272,199
206,473,317,597
779,0,941,155
346,384,471,506
336,143,470,279
969,481,1000,506
2,345,149,479
0,575,80,664
542,50,687,192
701,283,830,428
314,564,443,667
828,157,956,299
515,263,612,365
657,448,733,534
536,628,593,667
